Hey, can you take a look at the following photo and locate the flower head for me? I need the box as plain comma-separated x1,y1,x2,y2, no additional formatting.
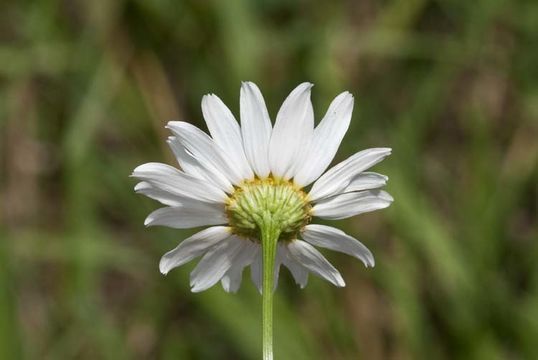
132,82,392,293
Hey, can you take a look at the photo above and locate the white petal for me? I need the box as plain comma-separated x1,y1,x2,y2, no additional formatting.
159,226,231,275
293,92,354,187
131,162,227,204
167,137,205,179
250,245,281,294
221,241,259,293
202,94,254,180
302,224,375,267
274,248,283,290
309,148,392,201
168,136,236,190
240,82,272,178
344,172,388,193
279,245,308,288
134,181,183,207
250,249,262,292
167,121,242,191
144,203,227,229
312,190,394,220
135,181,222,209
269,82,314,179
287,240,345,287
190,237,245,292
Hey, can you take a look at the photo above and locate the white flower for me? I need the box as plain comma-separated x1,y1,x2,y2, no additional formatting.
132,82,393,293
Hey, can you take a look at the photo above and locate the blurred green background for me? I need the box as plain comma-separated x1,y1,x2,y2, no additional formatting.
1,0,537,359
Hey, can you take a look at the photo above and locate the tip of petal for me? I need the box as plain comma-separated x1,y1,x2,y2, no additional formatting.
337,90,353,99
332,271,346,287
165,121,185,132
159,261,170,275
380,191,394,202
166,121,179,127
288,82,314,96
130,169,144,178
363,257,376,268
368,147,392,157
299,82,314,91
369,253,376,267
132,162,159,175
131,164,145,174
241,81,264,98
190,282,208,293
201,93,213,102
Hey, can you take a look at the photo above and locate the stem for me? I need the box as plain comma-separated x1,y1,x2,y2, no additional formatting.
260,217,280,360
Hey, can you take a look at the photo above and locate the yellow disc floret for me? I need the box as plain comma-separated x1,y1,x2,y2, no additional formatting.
225,178,312,242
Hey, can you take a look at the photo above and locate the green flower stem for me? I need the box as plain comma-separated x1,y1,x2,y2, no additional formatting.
260,215,280,360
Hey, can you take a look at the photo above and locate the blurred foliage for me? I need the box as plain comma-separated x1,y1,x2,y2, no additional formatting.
1,0,537,359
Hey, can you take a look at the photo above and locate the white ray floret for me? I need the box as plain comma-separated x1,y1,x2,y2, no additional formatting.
308,147,392,201
268,82,314,180
159,226,232,275
240,82,272,178
293,91,354,187
202,94,254,181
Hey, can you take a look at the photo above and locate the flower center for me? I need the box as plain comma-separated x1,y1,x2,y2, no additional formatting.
225,178,312,242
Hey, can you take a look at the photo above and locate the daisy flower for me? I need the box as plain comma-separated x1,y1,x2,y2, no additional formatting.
132,82,392,359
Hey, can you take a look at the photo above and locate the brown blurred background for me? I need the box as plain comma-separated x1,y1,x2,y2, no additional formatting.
1,0,537,359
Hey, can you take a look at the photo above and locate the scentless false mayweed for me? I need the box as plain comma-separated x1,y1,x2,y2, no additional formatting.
132,82,393,359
